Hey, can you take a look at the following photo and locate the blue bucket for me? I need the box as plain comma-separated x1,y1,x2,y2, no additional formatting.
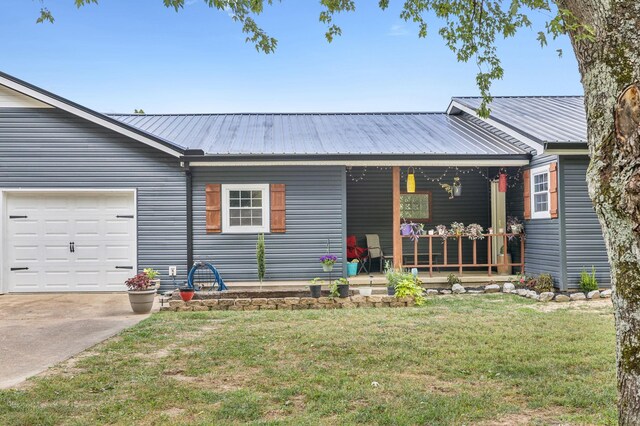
347,262,358,277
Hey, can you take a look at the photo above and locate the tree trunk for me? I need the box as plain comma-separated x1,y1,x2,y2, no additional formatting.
559,1,640,423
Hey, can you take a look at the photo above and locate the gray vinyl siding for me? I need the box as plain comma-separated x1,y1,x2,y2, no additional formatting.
561,157,610,289
0,108,187,289
192,166,345,281
522,154,562,287
346,167,492,269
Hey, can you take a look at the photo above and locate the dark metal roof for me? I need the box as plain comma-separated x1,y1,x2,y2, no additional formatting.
451,96,587,144
109,111,531,157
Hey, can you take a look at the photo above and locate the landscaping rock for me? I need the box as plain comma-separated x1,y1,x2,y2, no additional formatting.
425,289,439,295
192,305,208,311
601,289,612,298
251,298,269,306
510,290,518,294
503,283,515,293
517,289,528,297
539,292,555,302
587,290,601,300
468,290,483,294
243,305,259,311
570,292,586,301
169,300,185,308
555,294,570,302
440,290,452,295
159,306,175,312
381,295,395,303
284,297,300,305
203,299,219,307
484,284,501,293
526,290,538,299
368,295,383,303
452,284,466,294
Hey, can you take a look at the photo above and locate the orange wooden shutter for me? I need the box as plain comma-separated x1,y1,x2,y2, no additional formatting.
523,170,531,220
270,184,286,233
549,162,559,219
205,184,221,233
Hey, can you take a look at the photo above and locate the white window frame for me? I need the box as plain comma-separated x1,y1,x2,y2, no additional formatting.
221,184,270,234
530,165,551,219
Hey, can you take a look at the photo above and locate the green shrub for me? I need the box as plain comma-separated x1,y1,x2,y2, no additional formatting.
580,266,598,292
395,277,426,306
447,273,460,286
535,274,554,293
256,233,265,283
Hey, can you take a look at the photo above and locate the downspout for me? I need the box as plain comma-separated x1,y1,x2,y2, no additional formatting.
185,163,194,273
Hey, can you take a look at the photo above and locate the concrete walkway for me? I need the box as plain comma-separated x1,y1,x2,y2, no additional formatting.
0,293,156,388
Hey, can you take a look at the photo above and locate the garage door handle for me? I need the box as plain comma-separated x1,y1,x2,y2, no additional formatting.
10,267,29,271
9,215,28,219
116,215,134,219
116,266,134,270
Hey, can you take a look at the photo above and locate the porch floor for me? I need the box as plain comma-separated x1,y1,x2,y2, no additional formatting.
225,272,516,290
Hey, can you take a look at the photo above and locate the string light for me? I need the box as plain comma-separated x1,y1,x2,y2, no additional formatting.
347,165,524,189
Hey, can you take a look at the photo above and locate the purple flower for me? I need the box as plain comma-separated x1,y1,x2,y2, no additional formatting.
320,254,338,265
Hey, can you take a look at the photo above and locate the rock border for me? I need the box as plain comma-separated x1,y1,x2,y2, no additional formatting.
159,286,613,312
160,295,418,312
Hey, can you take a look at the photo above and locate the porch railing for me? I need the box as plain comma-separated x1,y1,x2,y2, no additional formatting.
401,233,525,277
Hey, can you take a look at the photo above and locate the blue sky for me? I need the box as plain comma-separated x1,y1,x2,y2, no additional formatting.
1,1,582,113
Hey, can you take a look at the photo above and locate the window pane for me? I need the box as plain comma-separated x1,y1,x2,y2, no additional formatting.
253,217,262,226
240,217,252,226
534,193,548,212
253,198,262,207
229,199,240,208
241,191,251,199
252,190,262,199
400,193,430,220
230,218,240,226
534,173,548,193
229,208,241,218
229,190,240,199
240,198,251,207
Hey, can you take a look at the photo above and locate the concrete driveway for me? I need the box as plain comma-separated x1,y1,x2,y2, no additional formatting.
0,293,156,388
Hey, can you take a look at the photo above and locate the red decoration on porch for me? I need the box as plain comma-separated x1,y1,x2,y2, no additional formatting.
498,173,507,192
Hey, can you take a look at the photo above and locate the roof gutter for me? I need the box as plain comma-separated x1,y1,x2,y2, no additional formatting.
181,153,531,167
447,100,546,155
543,142,589,155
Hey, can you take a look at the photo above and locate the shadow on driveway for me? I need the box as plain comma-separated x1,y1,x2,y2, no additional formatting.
0,293,156,388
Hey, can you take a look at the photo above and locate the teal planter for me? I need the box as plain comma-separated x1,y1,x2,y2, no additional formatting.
347,263,358,277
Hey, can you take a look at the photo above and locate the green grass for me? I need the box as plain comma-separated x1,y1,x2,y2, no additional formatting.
0,295,617,425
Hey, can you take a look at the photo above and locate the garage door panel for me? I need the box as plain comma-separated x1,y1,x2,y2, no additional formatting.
5,191,136,292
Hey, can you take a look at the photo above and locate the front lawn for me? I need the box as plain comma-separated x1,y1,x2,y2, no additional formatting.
0,295,616,425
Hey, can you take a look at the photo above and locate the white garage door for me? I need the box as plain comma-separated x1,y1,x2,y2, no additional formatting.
4,191,136,292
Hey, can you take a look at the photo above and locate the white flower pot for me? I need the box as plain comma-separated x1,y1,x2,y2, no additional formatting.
358,287,373,296
322,264,334,272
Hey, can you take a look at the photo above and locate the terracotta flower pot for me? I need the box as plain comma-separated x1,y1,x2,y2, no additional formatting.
179,287,195,302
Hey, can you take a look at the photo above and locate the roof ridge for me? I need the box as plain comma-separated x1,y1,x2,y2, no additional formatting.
452,95,583,99
107,111,449,117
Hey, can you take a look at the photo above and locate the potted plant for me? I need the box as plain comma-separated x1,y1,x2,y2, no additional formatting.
347,259,359,277
384,262,398,295
465,223,485,240
144,268,161,290
450,222,465,236
435,224,448,239
179,285,195,302
125,272,156,314
320,254,337,272
400,221,424,241
330,277,350,298
309,277,323,298
507,216,524,234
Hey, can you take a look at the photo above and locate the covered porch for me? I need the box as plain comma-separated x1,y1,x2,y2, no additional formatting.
346,164,527,281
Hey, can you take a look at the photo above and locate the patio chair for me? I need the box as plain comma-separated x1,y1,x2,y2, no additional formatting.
365,234,389,273
347,235,368,274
